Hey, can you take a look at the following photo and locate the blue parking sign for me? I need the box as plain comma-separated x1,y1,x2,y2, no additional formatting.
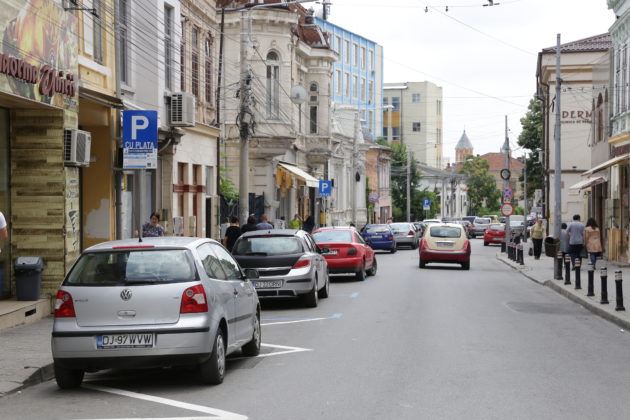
423,198,431,210
122,110,158,169
319,180,332,197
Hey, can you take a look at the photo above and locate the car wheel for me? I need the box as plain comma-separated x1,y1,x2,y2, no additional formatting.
200,327,226,385
484,241,488,246
241,312,261,357
390,247,397,254
304,280,319,308
461,261,470,270
356,262,366,281
54,362,84,389
411,241,418,250
419,257,426,268
471,234,476,239
318,273,330,299
367,258,378,276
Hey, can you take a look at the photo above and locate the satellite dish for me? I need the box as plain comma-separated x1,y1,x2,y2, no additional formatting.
290,85,307,105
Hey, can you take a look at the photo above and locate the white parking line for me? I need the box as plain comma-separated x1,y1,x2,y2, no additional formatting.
81,384,247,420
261,317,327,326
257,343,311,358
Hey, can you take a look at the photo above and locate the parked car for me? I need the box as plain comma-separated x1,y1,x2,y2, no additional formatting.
472,217,492,238
312,227,377,281
361,224,397,253
423,219,442,225
462,216,476,225
51,237,261,389
483,223,506,246
389,222,420,249
482,215,500,223
418,223,471,270
231,229,329,307
455,220,474,238
509,220,526,239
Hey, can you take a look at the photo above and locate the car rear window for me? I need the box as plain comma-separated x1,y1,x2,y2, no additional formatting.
389,223,411,231
429,227,462,238
490,224,505,231
474,218,491,224
312,230,352,243
365,225,390,233
232,236,303,255
65,249,196,286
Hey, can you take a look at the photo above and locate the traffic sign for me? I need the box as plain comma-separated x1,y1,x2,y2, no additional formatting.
368,192,379,203
423,198,431,211
319,180,332,197
503,186,513,201
501,202,514,217
122,110,158,169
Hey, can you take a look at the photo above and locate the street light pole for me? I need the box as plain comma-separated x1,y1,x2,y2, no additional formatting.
406,151,411,222
238,9,252,225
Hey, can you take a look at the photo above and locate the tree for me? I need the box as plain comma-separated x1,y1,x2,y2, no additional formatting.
458,155,501,214
518,97,544,206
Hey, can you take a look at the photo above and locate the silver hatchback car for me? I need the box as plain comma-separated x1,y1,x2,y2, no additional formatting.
51,237,261,389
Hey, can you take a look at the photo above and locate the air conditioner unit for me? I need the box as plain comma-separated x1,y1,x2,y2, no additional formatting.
170,92,196,127
63,129,91,167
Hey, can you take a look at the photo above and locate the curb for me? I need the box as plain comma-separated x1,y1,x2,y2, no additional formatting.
0,362,54,398
496,253,630,331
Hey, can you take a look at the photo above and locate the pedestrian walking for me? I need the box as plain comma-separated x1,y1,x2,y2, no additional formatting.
302,216,314,233
222,217,241,252
142,212,165,237
240,215,258,234
566,214,585,268
560,222,569,258
288,214,301,230
256,214,274,230
530,218,545,259
584,217,603,268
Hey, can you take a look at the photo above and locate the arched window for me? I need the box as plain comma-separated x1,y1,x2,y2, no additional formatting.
309,82,318,134
597,93,604,143
266,51,280,119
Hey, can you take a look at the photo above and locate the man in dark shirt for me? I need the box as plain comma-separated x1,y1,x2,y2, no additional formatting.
223,217,241,252
240,215,258,234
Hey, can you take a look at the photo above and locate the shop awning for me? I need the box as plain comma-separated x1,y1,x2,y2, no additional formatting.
582,154,630,176
569,175,607,191
79,88,124,109
277,163,319,188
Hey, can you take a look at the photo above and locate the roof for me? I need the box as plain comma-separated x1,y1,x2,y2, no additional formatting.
478,152,524,171
455,131,473,150
85,236,211,252
541,33,611,54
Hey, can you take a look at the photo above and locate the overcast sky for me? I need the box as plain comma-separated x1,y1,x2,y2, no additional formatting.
318,0,615,163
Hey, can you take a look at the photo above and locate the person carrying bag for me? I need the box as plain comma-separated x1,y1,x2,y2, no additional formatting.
584,217,603,269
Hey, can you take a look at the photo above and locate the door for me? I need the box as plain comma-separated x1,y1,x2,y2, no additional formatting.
304,234,325,290
0,108,10,298
209,243,255,344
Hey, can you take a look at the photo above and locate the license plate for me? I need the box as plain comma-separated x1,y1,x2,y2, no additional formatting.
324,249,338,255
437,241,454,248
97,333,154,349
253,280,282,289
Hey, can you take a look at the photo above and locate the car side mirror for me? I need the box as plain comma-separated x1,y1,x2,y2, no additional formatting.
243,268,259,280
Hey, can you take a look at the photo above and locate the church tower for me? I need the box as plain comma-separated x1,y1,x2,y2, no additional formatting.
455,130,473,163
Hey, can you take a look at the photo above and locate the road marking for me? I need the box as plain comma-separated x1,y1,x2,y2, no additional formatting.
82,384,247,420
261,313,343,326
350,292,359,298
330,313,343,319
257,343,311,357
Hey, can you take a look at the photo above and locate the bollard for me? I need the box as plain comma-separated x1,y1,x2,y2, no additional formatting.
510,243,515,260
574,259,581,290
501,238,506,253
508,242,513,260
587,262,594,296
615,270,625,311
564,255,571,285
555,251,563,280
518,244,524,265
600,267,609,304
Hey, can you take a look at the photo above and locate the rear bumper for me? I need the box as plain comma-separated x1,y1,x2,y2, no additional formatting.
394,236,415,246
484,236,504,243
368,241,396,250
420,249,470,263
326,257,362,273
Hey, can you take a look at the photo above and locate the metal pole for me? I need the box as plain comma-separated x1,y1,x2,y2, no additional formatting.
553,34,562,239
406,151,411,222
523,152,527,241
114,1,123,239
352,112,358,225
238,10,251,225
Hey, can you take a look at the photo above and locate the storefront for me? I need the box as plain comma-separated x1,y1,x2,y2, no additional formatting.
0,1,79,298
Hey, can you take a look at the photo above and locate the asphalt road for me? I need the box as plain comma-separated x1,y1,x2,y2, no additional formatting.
2,240,630,419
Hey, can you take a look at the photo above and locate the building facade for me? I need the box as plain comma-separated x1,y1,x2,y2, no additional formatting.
383,81,443,169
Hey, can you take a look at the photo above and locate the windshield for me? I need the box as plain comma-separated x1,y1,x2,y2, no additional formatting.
365,225,390,234
312,230,352,243
233,236,303,255
474,218,491,224
65,249,196,286
430,227,462,238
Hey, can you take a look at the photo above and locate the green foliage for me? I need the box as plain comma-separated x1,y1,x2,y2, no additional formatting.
458,155,501,214
218,154,239,202
518,97,544,202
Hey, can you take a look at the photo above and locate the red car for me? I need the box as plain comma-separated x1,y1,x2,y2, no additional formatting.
483,223,505,246
312,227,377,281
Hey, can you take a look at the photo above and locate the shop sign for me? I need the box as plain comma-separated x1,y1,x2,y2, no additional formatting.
561,110,592,124
0,55,76,98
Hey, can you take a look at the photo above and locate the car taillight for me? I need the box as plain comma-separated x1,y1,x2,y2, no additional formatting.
180,285,208,313
347,247,358,256
408,230,415,236
292,257,311,269
54,290,76,318
387,234,393,241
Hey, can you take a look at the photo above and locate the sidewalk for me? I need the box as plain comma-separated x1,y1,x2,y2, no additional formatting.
0,316,54,396
497,241,630,331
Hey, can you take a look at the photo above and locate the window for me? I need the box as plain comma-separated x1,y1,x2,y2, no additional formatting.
309,83,318,134
361,46,366,69
336,70,342,94
191,27,199,98
392,97,400,111
623,44,627,112
266,51,280,119
368,80,374,104
119,0,129,83
335,35,341,53
164,6,173,90
93,0,103,63
392,127,400,141
353,43,358,66
205,37,213,104
344,72,350,97
344,40,350,63
197,243,227,280
180,19,186,91
368,110,373,133
310,106,318,134
360,77,366,101
383,97,388,106
412,93,421,103
210,244,242,281
369,49,374,72
412,122,421,132
436,100,442,115
352,75,358,98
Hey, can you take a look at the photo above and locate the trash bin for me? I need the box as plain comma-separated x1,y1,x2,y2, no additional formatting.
15,257,44,301
544,237,560,258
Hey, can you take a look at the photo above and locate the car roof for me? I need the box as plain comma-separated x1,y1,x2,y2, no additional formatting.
84,236,213,252
240,228,302,238
313,227,355,232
